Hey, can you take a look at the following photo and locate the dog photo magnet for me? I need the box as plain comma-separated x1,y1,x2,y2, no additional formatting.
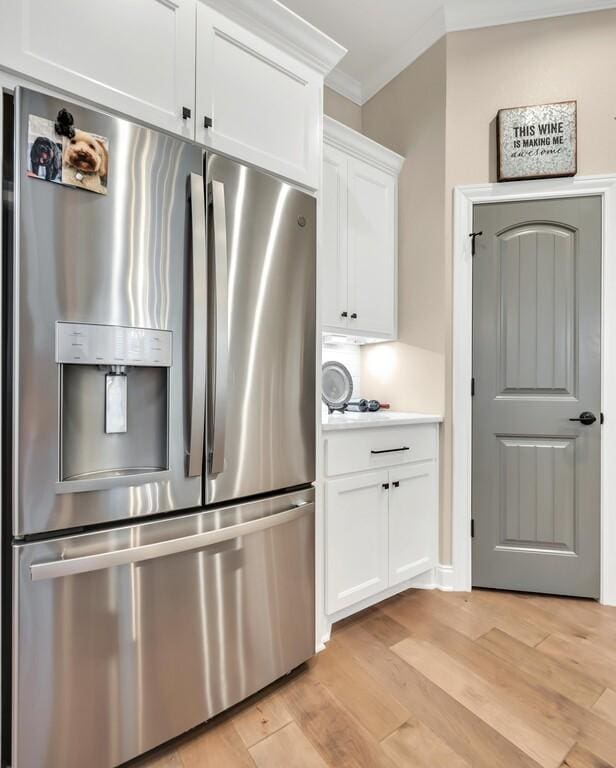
61,128,109,196
27,115,63,184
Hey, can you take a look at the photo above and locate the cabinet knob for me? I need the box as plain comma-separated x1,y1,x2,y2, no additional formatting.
350,312,357,319
392,481,400,488
204,115,213,129
182,106,192,120
341,311,348,318
382,482,390,490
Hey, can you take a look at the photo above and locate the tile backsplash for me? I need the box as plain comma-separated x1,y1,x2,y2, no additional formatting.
321,342,361,411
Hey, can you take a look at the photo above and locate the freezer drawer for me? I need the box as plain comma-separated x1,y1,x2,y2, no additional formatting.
12,489,315,768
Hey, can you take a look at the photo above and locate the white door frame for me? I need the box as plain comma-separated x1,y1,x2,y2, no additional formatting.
452,174,616,604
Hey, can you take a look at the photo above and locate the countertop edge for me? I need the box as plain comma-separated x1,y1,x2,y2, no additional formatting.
322,413,444,432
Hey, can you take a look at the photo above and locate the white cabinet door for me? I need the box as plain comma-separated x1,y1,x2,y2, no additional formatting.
347,157,396,337
322,144,349,332
0,0,196,138
326,471,389,614
389,462,437,586
196,3,321,189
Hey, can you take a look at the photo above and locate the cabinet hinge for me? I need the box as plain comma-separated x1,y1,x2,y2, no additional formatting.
471,377,475,397
471,519,475,538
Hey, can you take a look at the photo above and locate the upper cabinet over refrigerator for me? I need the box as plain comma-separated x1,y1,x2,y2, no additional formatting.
195,2,323,189
0,0,197,138
12,88,205,536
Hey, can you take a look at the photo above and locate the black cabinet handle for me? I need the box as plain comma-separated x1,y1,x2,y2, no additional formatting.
182,107,192,120
341,311,348,318
204,115,213,129
371,447,410,455
569,411,597,426
350,312,357,319
392,481,400,488
382,483,390,490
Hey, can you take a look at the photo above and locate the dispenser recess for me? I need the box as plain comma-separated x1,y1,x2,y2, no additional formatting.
56,322,172,492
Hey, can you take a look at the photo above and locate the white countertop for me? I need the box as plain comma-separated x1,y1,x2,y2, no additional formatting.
322,410,443,431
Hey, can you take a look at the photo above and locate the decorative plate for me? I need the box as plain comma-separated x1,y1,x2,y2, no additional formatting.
321,361,353,412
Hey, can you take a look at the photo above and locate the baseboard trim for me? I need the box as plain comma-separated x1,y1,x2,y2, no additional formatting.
435,564,456,591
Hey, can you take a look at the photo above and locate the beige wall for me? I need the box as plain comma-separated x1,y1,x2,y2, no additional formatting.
323,86,362,132
346,8,616,564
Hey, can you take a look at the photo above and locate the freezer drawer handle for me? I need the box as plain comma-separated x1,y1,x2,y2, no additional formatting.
208,180,229,476
29,501,312,582
370,447,410,455
187,173,207,477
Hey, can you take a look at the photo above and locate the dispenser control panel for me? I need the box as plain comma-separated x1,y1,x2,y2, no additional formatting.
56,322,173,366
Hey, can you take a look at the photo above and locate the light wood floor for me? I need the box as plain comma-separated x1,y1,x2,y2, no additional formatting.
130,588,616,768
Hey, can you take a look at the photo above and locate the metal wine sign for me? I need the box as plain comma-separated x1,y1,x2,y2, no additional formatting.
497,101,577,182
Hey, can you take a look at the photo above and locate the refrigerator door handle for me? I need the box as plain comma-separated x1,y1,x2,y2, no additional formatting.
187,173,207,477
30,501,312,582
209,180,229,476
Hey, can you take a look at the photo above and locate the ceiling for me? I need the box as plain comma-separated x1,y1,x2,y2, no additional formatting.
281,0,616,105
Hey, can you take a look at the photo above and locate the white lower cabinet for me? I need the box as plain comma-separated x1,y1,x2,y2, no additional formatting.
389,463,437,586
325,423,439,617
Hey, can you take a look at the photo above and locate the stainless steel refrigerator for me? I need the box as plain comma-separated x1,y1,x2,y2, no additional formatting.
2,87,316,768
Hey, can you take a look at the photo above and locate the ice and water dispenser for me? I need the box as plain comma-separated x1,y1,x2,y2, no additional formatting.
56,322,172,490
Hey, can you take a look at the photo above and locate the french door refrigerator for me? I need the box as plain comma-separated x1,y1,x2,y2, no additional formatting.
2,88,316,768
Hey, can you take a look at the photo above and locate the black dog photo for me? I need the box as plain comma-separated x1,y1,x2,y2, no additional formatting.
27,115,62,183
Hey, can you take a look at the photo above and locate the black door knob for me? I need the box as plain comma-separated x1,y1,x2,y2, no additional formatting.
569,411,597,426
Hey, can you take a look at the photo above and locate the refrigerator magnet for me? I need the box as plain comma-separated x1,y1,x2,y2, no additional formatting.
26,114,63,184
61,128,109,196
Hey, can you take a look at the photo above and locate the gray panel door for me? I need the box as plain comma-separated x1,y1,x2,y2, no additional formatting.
472,196,601,597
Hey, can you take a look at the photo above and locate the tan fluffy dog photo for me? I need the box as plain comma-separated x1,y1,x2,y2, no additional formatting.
62,129,109,195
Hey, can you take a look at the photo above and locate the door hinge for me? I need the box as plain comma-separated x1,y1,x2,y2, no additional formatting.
471,377,475,397
471,519,475,538
469,231,483,256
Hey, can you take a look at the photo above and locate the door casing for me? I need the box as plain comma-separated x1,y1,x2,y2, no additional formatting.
452,175,616,604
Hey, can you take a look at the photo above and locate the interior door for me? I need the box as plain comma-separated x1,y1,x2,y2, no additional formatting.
472,196,601,597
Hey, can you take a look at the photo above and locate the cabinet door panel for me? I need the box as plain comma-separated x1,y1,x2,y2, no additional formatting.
347,158,396,337
389,462,437,586
0,0,196,137
326,471,388,614
322,145,349,331
196,4,321,188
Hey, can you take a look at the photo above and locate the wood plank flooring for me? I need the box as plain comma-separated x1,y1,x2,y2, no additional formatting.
129,589,616,768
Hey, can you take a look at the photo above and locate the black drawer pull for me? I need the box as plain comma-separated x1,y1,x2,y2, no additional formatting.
371,447,410,455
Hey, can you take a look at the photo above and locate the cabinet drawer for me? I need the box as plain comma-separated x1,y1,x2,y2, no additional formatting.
325,424,437,477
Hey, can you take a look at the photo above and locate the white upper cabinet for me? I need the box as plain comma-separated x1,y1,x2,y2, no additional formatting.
0,0,346,188
0,0,197,138
322,117,403,340
196,1,343,189
322,144,349,329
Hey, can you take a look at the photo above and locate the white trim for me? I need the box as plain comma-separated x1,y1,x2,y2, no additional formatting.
329,0,616,106
200,0,346,76
325,68,363,106
361,6,446,105
323,116,404,176
452,174,616,605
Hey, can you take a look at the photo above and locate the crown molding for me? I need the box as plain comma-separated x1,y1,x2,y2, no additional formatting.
325,68,363,106
445,0,616,32
323,115,404,175
199,0,346,75
328,0,616,105
361,5,447,105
